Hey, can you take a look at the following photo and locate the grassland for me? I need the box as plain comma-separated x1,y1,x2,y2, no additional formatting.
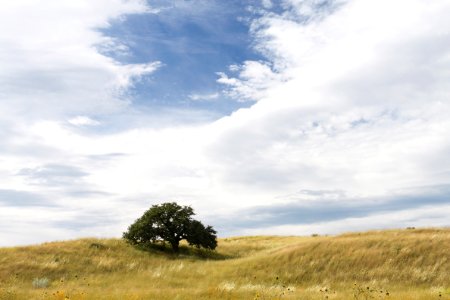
0,228,449,299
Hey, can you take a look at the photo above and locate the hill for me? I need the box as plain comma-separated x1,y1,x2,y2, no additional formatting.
0,228,449,299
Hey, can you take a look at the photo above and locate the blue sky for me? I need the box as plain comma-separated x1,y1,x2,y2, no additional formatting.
102,0,265,115
0,0,450,246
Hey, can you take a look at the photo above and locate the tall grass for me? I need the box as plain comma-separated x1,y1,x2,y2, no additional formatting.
0,228,448,299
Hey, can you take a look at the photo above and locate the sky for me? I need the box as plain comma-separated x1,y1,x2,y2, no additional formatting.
1,0,450,246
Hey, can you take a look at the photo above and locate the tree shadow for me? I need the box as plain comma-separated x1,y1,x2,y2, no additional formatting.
132,242,233,260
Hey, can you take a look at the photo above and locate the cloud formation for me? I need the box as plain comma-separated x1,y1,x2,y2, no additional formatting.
1,0,449,245
218,185,450,230
0,0,159,121
214,0,450,197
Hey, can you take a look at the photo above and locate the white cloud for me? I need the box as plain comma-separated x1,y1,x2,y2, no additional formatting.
68,116,100,127
188,93,220,101
261,0,273,9
213,0,450,223
1,0,450,245
0,0,160,120
218,60,285,102
214,0,450,193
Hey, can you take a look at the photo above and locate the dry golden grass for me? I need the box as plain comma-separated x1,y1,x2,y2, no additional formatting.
0,228,449,299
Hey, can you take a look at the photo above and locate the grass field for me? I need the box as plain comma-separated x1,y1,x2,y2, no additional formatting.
0,228,449,299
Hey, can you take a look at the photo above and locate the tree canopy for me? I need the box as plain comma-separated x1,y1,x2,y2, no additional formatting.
123,202,217,252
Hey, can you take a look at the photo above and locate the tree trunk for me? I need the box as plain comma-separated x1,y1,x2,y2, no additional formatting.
170,241,179,253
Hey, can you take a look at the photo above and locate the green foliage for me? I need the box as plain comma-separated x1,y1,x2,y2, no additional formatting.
123,202,217,252
186,220,218,250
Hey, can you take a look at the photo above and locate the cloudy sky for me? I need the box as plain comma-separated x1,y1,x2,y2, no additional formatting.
1,0,450,246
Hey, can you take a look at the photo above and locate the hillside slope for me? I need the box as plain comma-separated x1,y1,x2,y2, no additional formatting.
0,228,449,299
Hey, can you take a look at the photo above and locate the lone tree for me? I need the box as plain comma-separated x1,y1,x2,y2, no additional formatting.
123,202,217,252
